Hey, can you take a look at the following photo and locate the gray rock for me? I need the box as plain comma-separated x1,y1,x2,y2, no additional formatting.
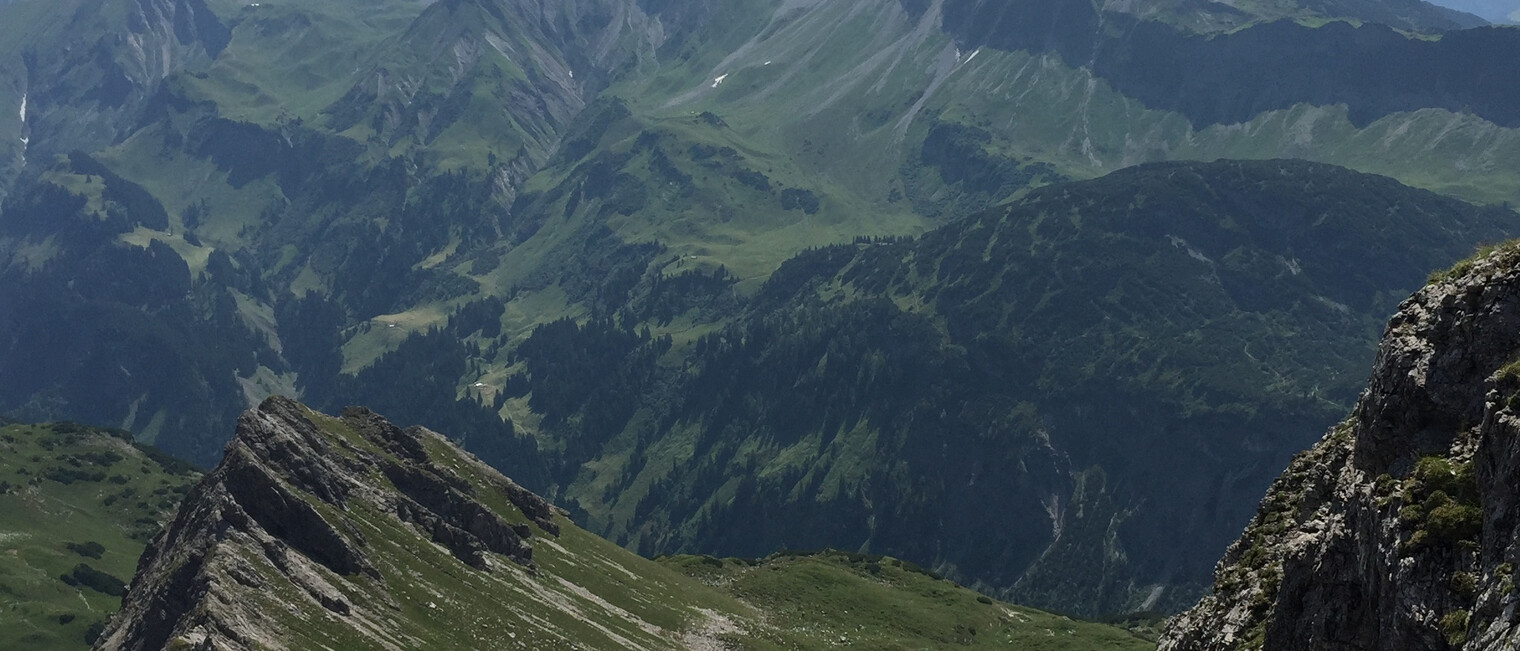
94,396,564,651
1160,245,1520,651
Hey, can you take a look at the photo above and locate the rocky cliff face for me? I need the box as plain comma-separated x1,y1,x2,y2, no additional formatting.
96,396,563,650
1159,242,1520,650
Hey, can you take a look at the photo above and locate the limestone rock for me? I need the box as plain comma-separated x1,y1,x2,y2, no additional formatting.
1160,244,1520,650
94,396,561,651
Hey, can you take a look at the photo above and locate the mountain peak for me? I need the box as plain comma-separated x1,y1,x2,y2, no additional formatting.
97,396,563,650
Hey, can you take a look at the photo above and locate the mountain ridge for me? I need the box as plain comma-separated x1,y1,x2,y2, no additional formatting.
95,396,1154,650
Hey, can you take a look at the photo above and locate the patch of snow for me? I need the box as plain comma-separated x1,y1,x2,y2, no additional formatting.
1167,235,1213,265
1315,295,1351,314
963,48,980,65
1279,256,1302,275
1139,585,1165,611
18,93,24,122
763,60,772,65
711,73,728,88
568,69,574,78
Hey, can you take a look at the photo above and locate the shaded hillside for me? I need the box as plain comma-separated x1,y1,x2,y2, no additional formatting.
4,0,1520,472
942,3,1518,128
512,159,1520,616
0,0,635,468
1159,241,1520,650
1426,0,1520,22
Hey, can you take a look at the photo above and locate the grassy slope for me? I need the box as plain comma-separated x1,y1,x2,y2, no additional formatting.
665,551,1156,649
0,422,198,651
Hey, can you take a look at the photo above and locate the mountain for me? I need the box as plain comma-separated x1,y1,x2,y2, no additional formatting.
1425,0,1520,23
94,396,1152,650
0,0,229,197
514,159,1519,616
0,418,199,651
1110,0,1487,31
3,0,1520,621
4,0,1519,462
1158,241,1520,650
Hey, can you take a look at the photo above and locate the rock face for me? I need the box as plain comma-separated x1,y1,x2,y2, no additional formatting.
95,396,562,651
1159,243,1520,650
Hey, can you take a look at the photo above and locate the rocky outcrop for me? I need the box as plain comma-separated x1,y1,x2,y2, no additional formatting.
95,396,563,651
1160,243,1520,650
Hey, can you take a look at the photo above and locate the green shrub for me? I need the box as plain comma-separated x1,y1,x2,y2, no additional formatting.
84,621,106,645
43,467,106,484
1441,609,1470,647
66,541,106,559
1427,239,1520,284
1450,572,1477,598
58,564,126,596
1425,502,1483,544
1400,456,1483,553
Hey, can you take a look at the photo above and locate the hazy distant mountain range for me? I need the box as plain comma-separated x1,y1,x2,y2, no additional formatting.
1428,0,1520,22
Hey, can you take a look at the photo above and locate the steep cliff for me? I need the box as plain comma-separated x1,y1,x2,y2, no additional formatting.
1160,241,1520,650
